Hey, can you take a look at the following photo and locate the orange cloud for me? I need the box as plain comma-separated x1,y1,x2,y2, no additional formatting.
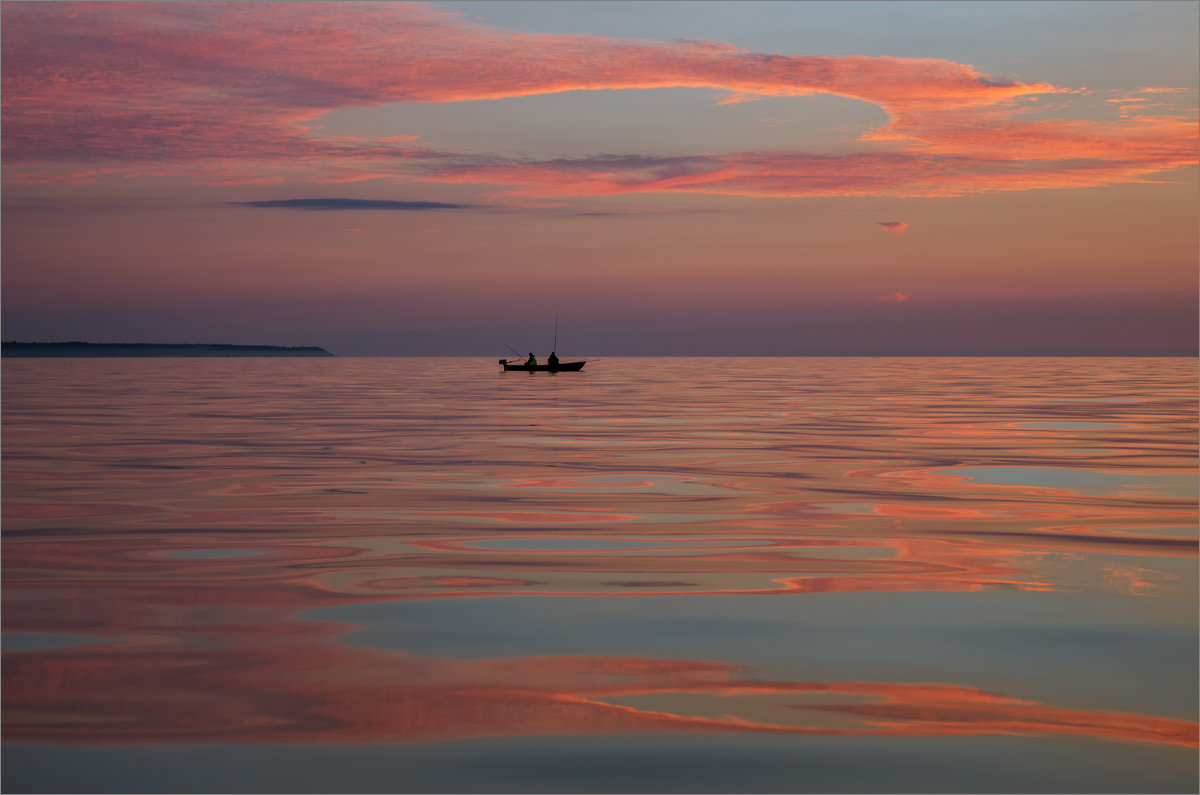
879,221,908,233
880,292,910,302
1,2,1196,198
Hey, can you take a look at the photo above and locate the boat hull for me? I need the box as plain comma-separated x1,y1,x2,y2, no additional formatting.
500,360,586,372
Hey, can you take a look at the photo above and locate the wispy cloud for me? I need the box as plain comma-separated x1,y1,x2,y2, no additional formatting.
879,292,910,302
3,2,1195,197
879,221,909,234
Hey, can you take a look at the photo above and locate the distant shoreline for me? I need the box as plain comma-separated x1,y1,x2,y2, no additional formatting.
2,342,334,357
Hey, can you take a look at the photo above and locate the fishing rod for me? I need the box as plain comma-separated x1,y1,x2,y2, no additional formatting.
497,338,524,357
553,315,558,353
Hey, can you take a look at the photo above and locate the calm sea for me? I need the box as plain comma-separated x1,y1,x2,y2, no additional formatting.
2,356,1197,794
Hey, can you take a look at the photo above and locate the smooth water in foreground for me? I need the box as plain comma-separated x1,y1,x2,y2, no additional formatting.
2,356,1197,793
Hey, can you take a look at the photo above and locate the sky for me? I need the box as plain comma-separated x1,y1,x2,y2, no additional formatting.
2,0,1197,356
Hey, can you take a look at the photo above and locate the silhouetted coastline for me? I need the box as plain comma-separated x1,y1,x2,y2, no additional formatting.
2,342,334,357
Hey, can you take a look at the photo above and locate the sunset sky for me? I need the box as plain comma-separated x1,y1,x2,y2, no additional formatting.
2,1,1197,355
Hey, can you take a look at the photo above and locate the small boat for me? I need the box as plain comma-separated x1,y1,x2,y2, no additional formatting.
499,359,586,372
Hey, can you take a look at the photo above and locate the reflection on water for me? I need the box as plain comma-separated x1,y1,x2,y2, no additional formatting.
3,356,1197,793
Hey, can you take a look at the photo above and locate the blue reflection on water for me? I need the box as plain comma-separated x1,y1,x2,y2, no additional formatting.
938,466,1197,497
165,549,262,559
309,590,1197,721
5,733,1195,794
2,633,121,651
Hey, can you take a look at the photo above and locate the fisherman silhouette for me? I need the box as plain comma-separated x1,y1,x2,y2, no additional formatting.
525,352,538,366
547,351,559,369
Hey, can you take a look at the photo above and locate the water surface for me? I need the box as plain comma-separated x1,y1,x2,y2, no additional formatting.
3,356,1197,793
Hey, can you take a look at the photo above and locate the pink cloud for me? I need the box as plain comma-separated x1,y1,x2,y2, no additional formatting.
880,292,910,302
2,2,1195,198
879,221,908,234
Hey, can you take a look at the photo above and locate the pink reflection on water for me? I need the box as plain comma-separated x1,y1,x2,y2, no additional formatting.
2,357,1195,758
5,637,1195,749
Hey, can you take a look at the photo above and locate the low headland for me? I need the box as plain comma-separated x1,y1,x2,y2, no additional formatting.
2,342,334,357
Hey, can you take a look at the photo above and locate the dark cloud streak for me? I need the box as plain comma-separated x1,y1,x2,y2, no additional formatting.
234,198,477,211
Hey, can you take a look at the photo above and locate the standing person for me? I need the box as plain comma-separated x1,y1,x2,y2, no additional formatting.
547,351,559,369
524,352,538,366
